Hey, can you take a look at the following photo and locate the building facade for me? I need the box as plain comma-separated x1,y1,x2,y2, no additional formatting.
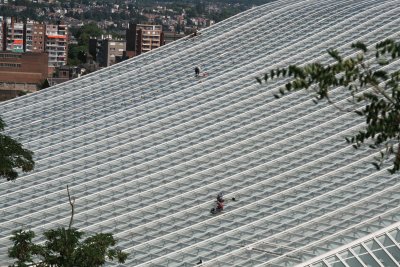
0,17,5,51
25,20,45,52
126,23,164,56
163,31,186,45
46,23,68,68
0,51,48,100
136,24,163,54
6,17,24,52
125,23,136,58
90,36,126,67
0,18,63,68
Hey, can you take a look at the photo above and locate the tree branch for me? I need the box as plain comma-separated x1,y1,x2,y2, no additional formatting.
67,185,75,229
370,82,396,105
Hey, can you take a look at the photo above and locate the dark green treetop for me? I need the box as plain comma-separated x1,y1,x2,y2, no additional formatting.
0,117,34,181
8,186,129,267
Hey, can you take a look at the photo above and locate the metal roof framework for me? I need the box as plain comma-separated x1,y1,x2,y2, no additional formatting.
1,0,400,266
299,223,400,267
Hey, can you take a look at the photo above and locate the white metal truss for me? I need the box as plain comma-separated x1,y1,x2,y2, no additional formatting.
298,223,400,267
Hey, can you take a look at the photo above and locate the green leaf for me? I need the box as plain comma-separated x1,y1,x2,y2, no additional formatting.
373,70,389,80
372,162,381,170
378,59,389,66
327,49,342,62
351,41,368,53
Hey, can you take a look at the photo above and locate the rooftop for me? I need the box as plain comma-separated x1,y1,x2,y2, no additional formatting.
1,0,400,266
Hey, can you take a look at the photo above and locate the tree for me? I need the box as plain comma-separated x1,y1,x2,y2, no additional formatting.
257,39,400,173
0,117,34,181
8,186,129,267
68,24,104,66
68,44,87,65
75,23,104,47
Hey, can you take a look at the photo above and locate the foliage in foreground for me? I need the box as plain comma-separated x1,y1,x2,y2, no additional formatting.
8,229,128,267
257,39,400,173
8,186,129,267
0,117,34,181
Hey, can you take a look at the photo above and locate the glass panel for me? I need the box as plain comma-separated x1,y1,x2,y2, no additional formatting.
344,256,364,267
376,234,395,247
332,261,346,267
371,248,397,267
339,250,354,260
312,262,328,267
358,253,381,267
388,229,400,243
384,244,400,264
352,245,381,267
326,255,346,267
352,245,368,254
376,234,400,263
364,240,382,252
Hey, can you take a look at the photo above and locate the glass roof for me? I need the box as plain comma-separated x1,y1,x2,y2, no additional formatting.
1,0,400,266
299,223,400,267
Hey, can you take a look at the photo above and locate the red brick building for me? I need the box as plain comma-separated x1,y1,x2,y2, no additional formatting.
0,51,48,100
25,20,46,52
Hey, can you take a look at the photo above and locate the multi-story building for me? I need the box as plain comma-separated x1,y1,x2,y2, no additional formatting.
125,23,136,58
0,18,69,78
126,23,164,56
136,24,163,54
0,17,5,51
90,35,126,67
6,17,24,52
46,23,68,68
163,31,186,45
0,51,48,100
25,20,45,52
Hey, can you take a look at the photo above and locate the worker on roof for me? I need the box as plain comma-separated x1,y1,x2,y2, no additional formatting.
216,192,224,210
195,66,200,77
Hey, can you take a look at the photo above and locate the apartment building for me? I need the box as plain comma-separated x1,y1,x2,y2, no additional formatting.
0,17,5,51
137,24,163,54
89,35,126,67
25,20,45,52
46,23,68,68
126,23,164,56
0,18,68,70
6,17,24,52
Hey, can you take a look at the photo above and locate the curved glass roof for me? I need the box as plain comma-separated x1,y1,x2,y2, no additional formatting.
1,0,400,266
299,223,400,267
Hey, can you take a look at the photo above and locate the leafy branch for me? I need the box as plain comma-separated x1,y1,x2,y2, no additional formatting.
8,186,129,266
0,117,34,181
257,39,400,173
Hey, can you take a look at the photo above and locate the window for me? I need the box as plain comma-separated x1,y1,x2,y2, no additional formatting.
0,53,22,59
0,62,21,68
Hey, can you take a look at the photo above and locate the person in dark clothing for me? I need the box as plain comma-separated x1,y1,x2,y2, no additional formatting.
194,66,200,77
216,192,224,210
